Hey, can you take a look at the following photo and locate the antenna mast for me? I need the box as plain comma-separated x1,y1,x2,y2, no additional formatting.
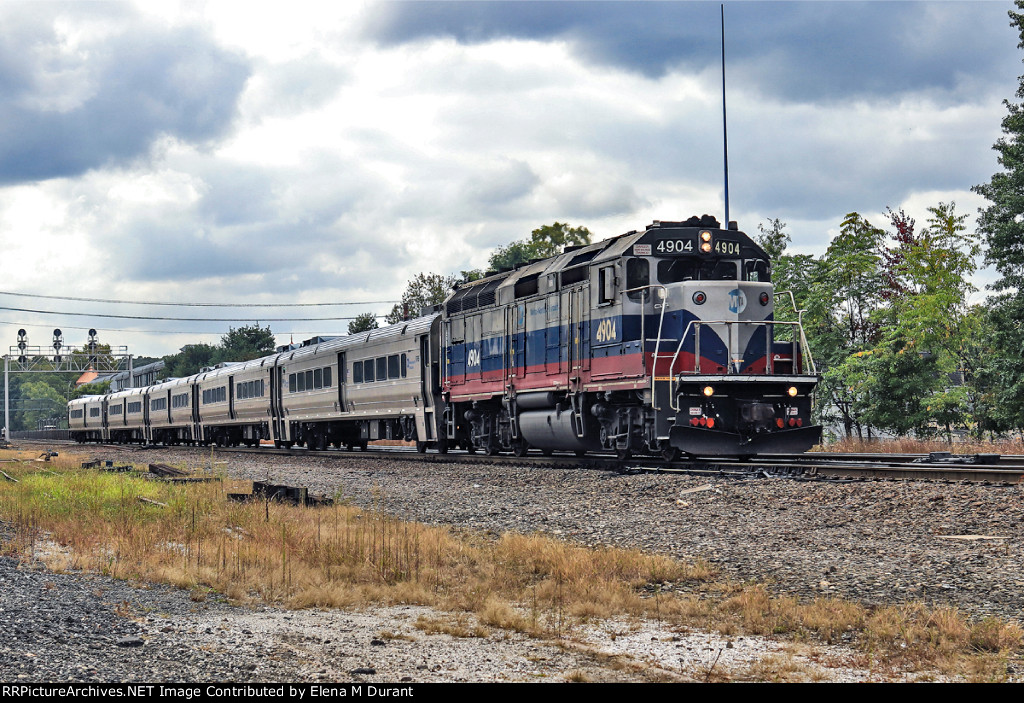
721,4,730,228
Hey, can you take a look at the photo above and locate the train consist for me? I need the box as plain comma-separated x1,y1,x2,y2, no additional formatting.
69,216,821,458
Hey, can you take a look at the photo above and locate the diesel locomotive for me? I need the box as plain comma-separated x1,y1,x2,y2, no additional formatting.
70,215,821,459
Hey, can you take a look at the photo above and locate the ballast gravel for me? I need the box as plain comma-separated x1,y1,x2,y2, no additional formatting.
3,442,1023,682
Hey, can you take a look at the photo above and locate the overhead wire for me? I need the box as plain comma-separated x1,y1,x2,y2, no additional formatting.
0,290,398,307
0,305,382,322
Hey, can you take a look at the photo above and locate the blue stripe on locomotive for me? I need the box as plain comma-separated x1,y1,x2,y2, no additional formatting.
447,311,772,378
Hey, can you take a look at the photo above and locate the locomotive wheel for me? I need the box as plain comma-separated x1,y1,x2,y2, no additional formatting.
437,437,449,454
541,448,554,457
359,440,368,451
416,441,427,453
485,443,500,456
345,443,354,451
574,449,587,458
512,440,529,457
616,447,632,461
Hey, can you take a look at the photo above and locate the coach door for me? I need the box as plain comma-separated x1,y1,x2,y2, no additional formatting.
337,352,347,412
228,375,236,421
191,384,201,442
418,335,436,441
271,364,286,442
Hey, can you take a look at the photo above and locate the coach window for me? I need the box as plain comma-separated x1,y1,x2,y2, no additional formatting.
353,362,363,383
364,359,375,382
289,374,296,393
324,367,332,387
314,368,322,390
376,357,387,382
388,354,400,380
297,372,306,392
625,258,649,302
401,353,407,378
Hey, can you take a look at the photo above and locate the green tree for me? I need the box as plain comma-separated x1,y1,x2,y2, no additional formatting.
384,272,458,324
18,380,67,430
972,0,1024,436
755,218,820,326
161,343,217,378
488,222,592,271
804,213,887,438
348,312,379,335
213,325,276,364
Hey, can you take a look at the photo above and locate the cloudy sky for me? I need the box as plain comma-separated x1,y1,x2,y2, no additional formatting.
0,0,1019,359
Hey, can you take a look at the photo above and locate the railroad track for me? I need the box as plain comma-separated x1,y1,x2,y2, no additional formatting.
208,444,1024,484
14,439,1024,484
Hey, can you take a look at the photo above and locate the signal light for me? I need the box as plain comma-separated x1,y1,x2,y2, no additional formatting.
759,292,770,305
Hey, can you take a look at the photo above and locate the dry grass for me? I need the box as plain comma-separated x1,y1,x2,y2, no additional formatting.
0,449,709,640
819,437,1024,455
1,448,1022,680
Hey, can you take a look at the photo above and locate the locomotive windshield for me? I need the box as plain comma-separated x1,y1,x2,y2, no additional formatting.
656,259,738,283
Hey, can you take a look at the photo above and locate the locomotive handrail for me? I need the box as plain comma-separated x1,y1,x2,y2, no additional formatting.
771,290,816,371
659,318,817,413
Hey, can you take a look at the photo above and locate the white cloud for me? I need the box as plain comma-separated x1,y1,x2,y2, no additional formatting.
0,1,1015,357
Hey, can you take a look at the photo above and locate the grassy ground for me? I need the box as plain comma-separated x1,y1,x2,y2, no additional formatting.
819,437,1024,455
0,447,1021,681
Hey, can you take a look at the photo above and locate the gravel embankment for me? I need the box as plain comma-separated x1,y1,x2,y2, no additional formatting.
113,445,1024,620
0,553,667,682
3,442,1023,682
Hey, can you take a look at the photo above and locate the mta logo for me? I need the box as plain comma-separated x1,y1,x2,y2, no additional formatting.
595,318,618,343
728,289,747,314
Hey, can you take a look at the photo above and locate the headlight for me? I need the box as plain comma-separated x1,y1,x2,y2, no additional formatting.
702,386,714,397
787,386,798,397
